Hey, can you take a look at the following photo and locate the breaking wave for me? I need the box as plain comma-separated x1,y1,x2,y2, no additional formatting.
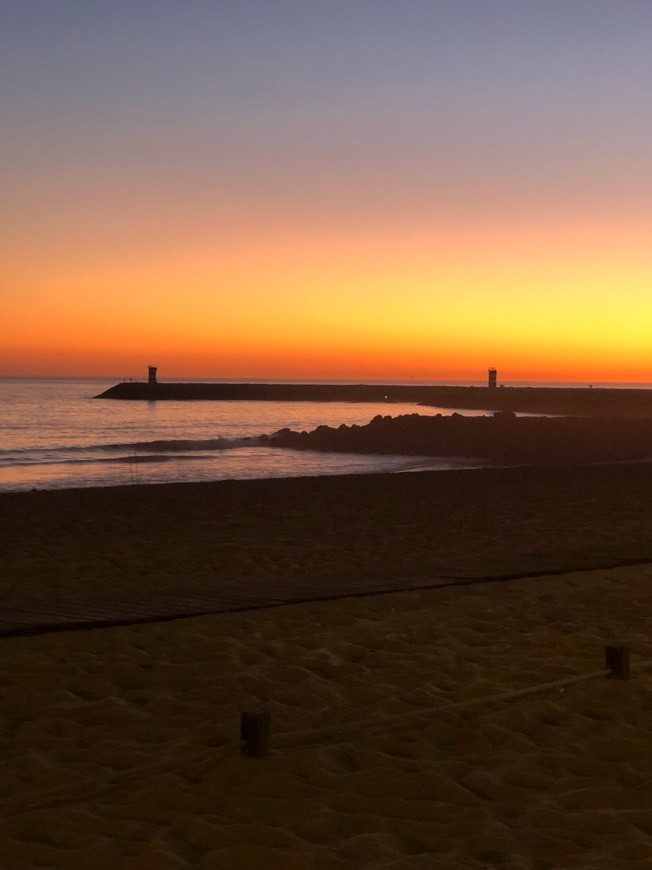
130,436,264,452
0,435,269,468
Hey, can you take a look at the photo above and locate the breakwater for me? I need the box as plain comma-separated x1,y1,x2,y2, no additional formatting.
268,412,652,463
95,382,652,417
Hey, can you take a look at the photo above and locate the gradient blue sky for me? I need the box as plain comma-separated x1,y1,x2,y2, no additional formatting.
2,1,651,379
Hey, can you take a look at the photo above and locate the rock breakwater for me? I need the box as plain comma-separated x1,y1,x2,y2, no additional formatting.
269,412,652,464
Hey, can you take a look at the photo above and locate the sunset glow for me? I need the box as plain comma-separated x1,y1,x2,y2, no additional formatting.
3,2,651,382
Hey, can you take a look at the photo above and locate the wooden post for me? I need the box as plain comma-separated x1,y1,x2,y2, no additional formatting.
240,710,271,757
605,644,631,680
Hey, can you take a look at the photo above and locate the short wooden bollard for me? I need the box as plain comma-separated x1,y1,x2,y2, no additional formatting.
605,644,631,680
240,710,271,757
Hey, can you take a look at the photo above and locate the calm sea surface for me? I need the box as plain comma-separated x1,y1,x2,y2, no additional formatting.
2,377,649,492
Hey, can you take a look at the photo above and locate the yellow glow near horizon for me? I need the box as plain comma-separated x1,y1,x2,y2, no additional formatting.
3,216,651,382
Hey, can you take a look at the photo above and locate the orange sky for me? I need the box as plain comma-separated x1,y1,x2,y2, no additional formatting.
4,213,651,382
3,3,651,383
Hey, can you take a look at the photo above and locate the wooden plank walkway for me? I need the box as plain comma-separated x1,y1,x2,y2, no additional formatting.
3,552,652,638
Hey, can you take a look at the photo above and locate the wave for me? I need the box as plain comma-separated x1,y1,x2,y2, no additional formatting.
130,436,263,452
0,435,269,468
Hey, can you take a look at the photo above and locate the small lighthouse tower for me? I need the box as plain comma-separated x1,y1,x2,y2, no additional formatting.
148,365,158,385
488,368,497,389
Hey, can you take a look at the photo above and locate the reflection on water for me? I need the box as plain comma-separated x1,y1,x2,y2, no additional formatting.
0,378,494,491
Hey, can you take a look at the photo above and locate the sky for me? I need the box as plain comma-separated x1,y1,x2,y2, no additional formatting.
2,1,651,381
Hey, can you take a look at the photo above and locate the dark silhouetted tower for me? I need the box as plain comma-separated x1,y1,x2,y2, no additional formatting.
148,365,157,385
488,368,497,388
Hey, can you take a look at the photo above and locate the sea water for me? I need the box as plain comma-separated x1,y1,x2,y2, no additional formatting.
2,377,649,493
0,377,492,492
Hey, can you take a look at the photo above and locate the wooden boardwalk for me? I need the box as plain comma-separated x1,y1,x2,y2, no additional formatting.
3,551,652,638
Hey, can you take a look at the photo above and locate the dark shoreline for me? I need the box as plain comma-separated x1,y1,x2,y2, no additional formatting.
95,381,652,417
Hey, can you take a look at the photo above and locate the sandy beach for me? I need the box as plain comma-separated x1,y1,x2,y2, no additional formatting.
2,464,652,867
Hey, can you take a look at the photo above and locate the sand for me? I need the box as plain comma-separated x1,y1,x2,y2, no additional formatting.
3,464,652,628
2,465,652,867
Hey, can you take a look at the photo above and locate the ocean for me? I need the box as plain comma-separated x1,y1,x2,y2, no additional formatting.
2,377,650,493
0,377,490,492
